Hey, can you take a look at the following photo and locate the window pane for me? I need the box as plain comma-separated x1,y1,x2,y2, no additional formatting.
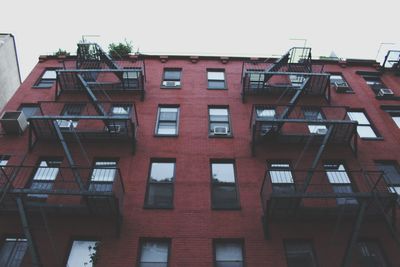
208,71,224,80
212,185,238,208
270,170,294,184
159,108,178,121
212,163,235,183
112,106,130,116
42,70,57,79
91,161,116,182
256,109,275,119
285,241,317,267
357,241,388,267
20,106,39,118
209,108,228,116
347,112,370,124
215,242,243,261
164,70,181,80
157,122,177,135
146,184,173,207
376,162,400,185
32,160,61,181
357,126,377,138
150,163,175,182
392,116,400,128
308,125,327,134
67,240,98,267
0,238,28,267
325,164,351,184
123,71,139,79
140,241,169,263
208,81,225,89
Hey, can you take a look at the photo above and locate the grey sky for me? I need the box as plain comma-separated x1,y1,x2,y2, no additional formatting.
1,0,399,80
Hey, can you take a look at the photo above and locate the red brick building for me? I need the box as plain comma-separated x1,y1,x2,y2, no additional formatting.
0,44,400,267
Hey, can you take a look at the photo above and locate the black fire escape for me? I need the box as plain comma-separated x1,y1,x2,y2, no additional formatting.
382,50,400,75
0,43,141,266
242,47,399,267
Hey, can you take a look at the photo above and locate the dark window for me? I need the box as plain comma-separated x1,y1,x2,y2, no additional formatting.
268,162,295,193
138,239,170,267
302,107,327,135
357,241,388,267
285,240,317,267
363,76,388,96
211,161,239,209
18,104,40,119
108,104,132,133
375,161,400,195
0,238,28,267
248,69,266,89
208,107,231,136
155,106,179,136
162,69,181,88
145,160,175,208
34,69,58,88
324,163,358,205
214,240,244,267
0,155,10,187
207,70,226,89
123,68,140,88
347,111,379,138
28,158,62,198
57,103,84,129
89,160,117,192
289,75,305,88
330,74,352,93
67,240,99,267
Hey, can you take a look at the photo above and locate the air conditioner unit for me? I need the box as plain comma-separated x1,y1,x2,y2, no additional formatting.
213,126,228,135
163,81,181,87
316,128,328,135
108,124,121,133
0,111,28,134
57,119,73,129
378,88,394,97
334,81,349,93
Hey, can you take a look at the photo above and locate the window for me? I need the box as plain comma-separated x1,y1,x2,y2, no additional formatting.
382,107,400,128
211,161,239,209
330,74,352,93
57,103,84,129
302,107,327,135
256,107,276,135
138,239,170,267
285,240,317,267
123,68,140,88
268,162,295,193
145,160,175,208
89,160,117,192
67,240,99,267
357,241,388,267
363,76,389,96
0,238,28,267
162,69,181,88
324,163,358,205
155,106,179,136
208,107,231,136
289,75,305,88
375,161,400,195
18,104,40,119
214,240,244,267
207,70,226,89
28,158,62,198
347,111,379,138
248,69,265,89
34,69,57,88
108,104,132,133
0,155,10,187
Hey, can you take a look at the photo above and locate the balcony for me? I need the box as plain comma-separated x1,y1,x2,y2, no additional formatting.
250,105,357,155
382,50,400,73
0,164,125,220
56,68,145,99
28,101,138,152
260,169,396,228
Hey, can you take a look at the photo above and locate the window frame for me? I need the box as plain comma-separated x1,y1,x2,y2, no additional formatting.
155,105,180,137
347,109,382,140
32,68,59,89
381,106,400,128
57,103,85,130
207,69,227,90
362,75,388,96
88,158,118,193
213,239,245,267
210,159,240,210
161,68,182,89
356,239,389,267
375,160,400,196
144,158,176,209
329,73,353,93
65,237,100,267
208,106,233,138
0,236,28,267
284,239,318,267
137,238,171,267
268,161,296,193
108,103,132,133
18,104,41,120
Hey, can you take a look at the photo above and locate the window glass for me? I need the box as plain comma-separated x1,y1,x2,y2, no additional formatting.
35,69,58,88
256,108,275,119
209,107,231,136
156,107,179,135
212,163,235,183
357,241,388,267
347,111,378,138
19,105,40,119
42,70,57,79
139,241,169,266
347,112,369,124
0,238,28,267
285,240,317,267
215,242,243,264
67,240,99,267
207,70,226,89
150,162,175,182
164,70,181,81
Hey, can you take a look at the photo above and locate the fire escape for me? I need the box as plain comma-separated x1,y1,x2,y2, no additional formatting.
0,43,143,266
382,50,400,75
242,47,399,267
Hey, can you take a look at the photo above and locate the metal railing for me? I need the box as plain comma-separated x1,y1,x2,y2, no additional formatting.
382,50,400,70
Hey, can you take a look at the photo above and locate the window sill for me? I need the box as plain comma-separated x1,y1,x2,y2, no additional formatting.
154,134,179,137
376,95,400,101
212,206,241,211
335,91,355,94
143,205,174,210
209,134,233,139
160,86,181,89
32,86,53,89
360,137,384,141
207,87,228,90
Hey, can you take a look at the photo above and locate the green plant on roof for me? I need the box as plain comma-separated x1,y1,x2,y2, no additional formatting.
108,40,133,59
53,49,70,56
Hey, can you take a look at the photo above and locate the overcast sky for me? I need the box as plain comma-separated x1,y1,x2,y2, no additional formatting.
1,0,399,80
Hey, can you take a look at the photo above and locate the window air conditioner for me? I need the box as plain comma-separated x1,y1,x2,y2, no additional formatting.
334,81,350,93
57,120,73,129
0,111,28,134
378,88,394,97
163,81,181,87
213,126,228,135
316,128,328,135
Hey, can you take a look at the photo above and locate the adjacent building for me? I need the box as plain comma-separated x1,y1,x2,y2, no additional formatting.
0,33,21,111
0,43,399,267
